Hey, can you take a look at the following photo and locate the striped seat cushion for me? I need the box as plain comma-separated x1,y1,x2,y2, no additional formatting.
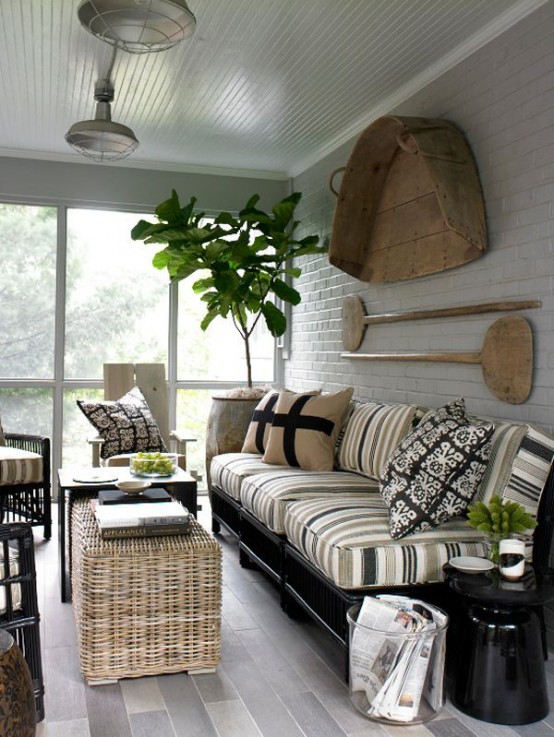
241,470,378,534
336,401,421,480
209,453,288,501
284,497,488,589
0,446,43,486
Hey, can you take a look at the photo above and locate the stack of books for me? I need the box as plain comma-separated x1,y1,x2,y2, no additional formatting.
93,500,191,539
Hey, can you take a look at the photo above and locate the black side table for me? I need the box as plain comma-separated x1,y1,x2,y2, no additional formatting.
443,562,553,725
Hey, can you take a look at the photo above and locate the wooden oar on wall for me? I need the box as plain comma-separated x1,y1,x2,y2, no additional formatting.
342,295,541,352
341,316,533,405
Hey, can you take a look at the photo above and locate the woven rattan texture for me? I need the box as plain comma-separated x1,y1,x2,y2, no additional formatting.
71,497,221,682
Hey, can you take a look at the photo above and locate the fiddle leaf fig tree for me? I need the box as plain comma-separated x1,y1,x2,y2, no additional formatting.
131,190,325,388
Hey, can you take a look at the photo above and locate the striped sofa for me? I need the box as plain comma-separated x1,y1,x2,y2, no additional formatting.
209,399,554,661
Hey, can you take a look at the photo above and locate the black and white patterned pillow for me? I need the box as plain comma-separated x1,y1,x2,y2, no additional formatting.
380,398,494,539
77,386,167,460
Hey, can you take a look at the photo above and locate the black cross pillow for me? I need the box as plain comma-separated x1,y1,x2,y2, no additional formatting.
242,390,282,454
242,389,320,454
380,397,494,539
262,388,353,471
77,386,167,460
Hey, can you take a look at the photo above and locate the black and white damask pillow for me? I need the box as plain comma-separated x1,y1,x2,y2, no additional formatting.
380,398,494,539
77,386,167,460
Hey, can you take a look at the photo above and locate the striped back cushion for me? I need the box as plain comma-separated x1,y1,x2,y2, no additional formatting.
473,422,527,504
336,401,420,480
501,425,554,517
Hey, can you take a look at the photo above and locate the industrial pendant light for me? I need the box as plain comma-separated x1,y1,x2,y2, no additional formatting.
65,79,139,162
77,0,196,54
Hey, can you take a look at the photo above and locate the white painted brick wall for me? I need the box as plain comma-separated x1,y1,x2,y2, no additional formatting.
288,3,554,432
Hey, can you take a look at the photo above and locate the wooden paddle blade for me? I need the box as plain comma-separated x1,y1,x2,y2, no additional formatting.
342,295,366,351
481,316,533,404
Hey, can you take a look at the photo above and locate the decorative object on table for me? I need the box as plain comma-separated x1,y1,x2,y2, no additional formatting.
129,452,178,477
466,495,536,565
131,190,325,389
115,479,152,495
498,538,526,580
341,295,541,352
342,315,533,404
448,556,494,574
0,628,36,737
93,499,191,538
328,116,486,283
98,488,171,505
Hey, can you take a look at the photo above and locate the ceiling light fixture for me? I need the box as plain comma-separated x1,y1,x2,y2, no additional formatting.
65,78,139,162
77,0,196,54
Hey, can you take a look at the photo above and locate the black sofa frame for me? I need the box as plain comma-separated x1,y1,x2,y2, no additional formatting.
211,465,554,677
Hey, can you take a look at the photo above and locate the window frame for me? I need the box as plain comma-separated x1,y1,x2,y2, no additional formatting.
0,197,283,486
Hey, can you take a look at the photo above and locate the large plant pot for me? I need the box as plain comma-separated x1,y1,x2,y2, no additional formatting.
0,629,36,737
205,396,259,494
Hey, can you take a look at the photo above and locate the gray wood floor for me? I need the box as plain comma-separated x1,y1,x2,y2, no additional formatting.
33,500,553,737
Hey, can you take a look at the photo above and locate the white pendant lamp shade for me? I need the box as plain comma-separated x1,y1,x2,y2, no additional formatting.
65,80,139,162
77,0,196,54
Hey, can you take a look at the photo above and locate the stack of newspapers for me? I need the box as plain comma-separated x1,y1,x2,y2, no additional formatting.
93,501,191,539
350,595,447,723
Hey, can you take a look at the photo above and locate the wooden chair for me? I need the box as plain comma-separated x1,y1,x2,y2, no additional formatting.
89,363,196,471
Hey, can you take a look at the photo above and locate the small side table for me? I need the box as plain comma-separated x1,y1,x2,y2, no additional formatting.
444,562,553,725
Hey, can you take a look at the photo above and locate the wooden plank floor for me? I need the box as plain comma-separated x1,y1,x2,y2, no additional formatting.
33,500,553,736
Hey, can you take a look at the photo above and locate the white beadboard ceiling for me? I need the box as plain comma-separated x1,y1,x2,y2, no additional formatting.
0,0,547,178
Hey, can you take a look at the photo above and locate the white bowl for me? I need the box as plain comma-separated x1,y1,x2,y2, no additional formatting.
115,480,152,496
449,556,494,573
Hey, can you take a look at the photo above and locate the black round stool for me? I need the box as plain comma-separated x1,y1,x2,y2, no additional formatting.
444,563,553,725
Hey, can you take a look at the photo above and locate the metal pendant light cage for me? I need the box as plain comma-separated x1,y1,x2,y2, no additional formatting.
77,0,196,54
65,79,139,162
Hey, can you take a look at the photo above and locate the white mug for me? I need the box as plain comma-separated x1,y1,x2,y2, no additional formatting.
499,538,526,580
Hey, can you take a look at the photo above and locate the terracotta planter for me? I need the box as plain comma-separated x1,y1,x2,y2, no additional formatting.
205,396,258,492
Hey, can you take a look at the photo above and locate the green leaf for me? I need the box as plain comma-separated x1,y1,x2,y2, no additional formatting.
272,278,301,305
261,301,286,337
156,190,184,223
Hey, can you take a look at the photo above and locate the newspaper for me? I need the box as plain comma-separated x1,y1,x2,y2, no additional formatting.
349,595,447,722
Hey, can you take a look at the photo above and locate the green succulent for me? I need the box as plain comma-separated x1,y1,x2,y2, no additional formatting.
467,495,537,538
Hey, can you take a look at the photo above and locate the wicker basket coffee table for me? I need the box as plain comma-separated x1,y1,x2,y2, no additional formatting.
70,497,221,684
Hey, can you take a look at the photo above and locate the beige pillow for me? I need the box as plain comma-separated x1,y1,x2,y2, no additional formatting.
262,388,354,471
242,388,320,454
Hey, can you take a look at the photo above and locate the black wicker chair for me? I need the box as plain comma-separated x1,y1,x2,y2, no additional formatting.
0,522,44,721
1,434,51,539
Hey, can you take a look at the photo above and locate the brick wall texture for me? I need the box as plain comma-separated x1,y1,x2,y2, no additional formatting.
287,3,554,433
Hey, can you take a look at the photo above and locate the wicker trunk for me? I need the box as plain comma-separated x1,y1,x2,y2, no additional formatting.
70,497,221,684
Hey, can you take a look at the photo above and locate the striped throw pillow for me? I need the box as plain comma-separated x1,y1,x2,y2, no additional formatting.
337,401,420,480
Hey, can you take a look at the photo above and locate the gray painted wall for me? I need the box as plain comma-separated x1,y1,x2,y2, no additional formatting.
0,156,288,212
289,2,554,434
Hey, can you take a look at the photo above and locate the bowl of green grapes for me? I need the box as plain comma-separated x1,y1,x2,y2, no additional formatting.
129,452,178,478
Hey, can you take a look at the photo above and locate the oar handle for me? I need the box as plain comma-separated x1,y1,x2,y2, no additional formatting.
341,352,481,364
362,300,541,326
